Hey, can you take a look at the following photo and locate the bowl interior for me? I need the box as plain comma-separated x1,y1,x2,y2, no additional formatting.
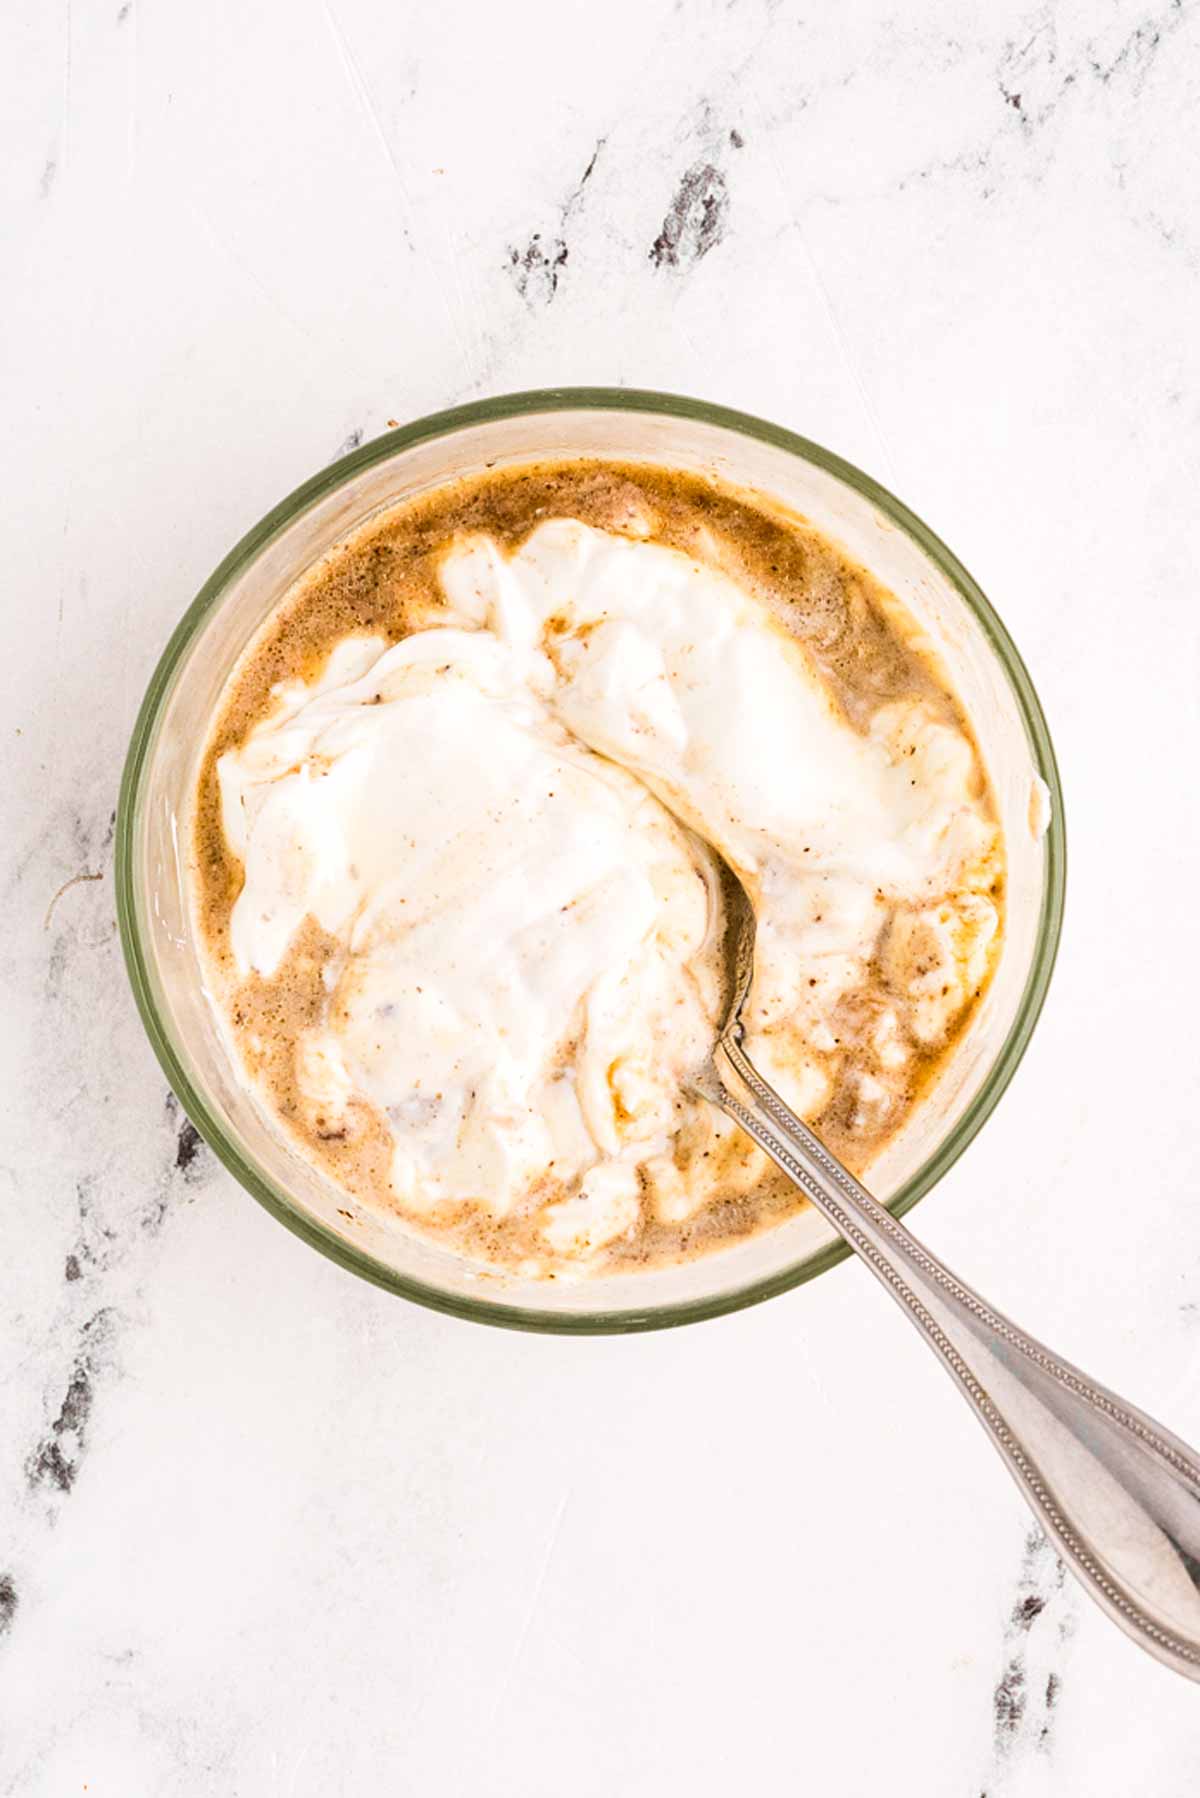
117,392,1063,1331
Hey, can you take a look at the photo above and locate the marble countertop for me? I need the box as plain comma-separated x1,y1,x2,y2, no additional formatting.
5,0,1200,1790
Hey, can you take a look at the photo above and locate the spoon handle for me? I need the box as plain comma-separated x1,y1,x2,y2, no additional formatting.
711,1030,1200,1681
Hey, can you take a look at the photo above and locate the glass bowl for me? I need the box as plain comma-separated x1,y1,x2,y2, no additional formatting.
116,388,1065,1333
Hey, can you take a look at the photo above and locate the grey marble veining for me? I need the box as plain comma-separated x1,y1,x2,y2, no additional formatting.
3,0,1200,1791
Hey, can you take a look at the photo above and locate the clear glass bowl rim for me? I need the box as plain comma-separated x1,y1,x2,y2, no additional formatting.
115,385,1067,1335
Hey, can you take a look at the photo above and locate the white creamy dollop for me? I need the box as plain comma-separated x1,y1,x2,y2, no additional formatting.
218,520,998,1258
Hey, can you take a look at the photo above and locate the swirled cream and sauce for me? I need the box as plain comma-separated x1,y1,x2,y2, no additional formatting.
194,464,1004,1276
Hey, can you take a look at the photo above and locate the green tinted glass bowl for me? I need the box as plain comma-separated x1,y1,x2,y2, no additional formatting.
116,388,1065,1333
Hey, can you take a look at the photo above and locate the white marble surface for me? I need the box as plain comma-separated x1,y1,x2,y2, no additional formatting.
4,0,1200,1790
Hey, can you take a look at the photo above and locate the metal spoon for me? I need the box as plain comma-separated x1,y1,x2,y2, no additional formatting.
693,856,1200,1681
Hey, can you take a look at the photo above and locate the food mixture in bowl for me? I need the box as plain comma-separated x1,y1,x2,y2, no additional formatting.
192,461,1004,1278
